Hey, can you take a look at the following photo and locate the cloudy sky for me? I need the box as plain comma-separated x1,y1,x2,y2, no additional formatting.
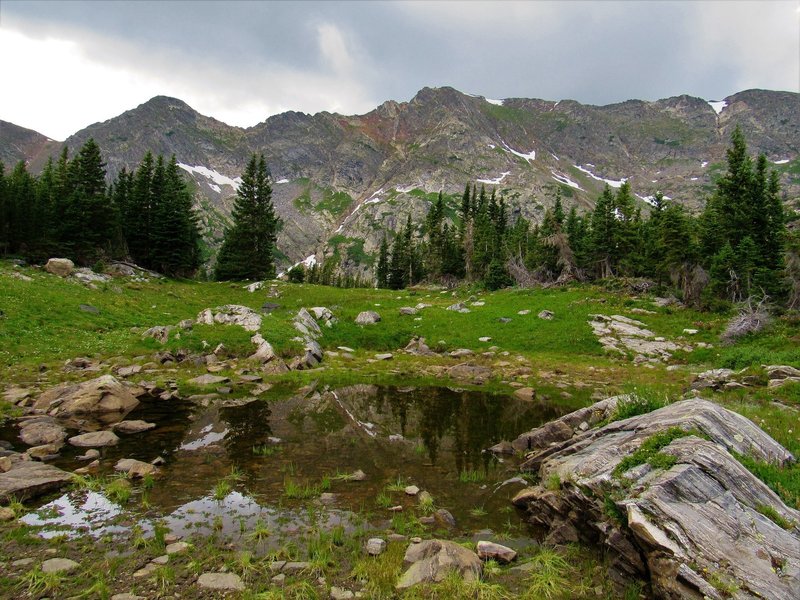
1,0,798,140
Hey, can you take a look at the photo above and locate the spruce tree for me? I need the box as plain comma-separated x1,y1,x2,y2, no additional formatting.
376,236,389,288
215,154,279,280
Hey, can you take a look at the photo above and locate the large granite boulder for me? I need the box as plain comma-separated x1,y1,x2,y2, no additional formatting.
33,375,139,427
44,258,74,277
512,398,800,599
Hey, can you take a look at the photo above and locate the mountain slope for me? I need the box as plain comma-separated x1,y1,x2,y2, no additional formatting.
0,120,59,169
5,87,799,270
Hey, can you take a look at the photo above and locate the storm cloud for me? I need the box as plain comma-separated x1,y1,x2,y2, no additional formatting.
1,0,798,140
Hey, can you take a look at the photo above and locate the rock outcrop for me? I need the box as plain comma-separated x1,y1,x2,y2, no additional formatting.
512,398,800,599
588,314,692,362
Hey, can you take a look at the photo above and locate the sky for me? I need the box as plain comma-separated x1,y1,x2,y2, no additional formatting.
1,0,798,141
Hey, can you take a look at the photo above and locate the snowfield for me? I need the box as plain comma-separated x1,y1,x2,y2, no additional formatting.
178,164,242,190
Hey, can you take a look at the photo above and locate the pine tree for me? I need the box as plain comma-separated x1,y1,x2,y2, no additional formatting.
215,154,279,280
376,236,389,288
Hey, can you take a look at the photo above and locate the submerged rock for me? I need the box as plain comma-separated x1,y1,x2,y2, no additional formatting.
513,397,800,599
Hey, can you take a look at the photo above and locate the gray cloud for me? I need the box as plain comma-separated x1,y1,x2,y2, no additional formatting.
1,0,797,138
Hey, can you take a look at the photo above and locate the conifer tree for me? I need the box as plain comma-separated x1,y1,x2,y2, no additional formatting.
376,236,389,288
215,154,279,280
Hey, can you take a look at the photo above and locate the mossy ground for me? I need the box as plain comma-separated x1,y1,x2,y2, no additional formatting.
1,260,799,598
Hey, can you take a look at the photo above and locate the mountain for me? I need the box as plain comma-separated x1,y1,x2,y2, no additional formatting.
4,87,799,271
0,120,59,169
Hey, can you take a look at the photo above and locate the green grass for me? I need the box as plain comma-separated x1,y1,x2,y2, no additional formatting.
613,427,697,477
755,504,796,530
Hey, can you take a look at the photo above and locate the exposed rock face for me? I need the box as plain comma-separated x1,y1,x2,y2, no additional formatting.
588,314,691,361
0,453,73,501
44,258,74,277
513,398,800,599
197,305,262,332
396,540,483,590
33,375,140,425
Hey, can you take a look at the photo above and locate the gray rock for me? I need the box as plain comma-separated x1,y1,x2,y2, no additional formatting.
142,325,173,344
330,586,354,599
476,541,517,563
514,398,800,600
404,485,420,496
68,431,119,448
166,541,190,554
396,539,482,590
111,594,145,600
538,310,554,320
115,365,142,378
79,304,100,314
197,572,245,591
449,348,474,358
365,538,386,555
355,310,381,325
44,258,74,277
447,364,492,385
374,353,393,361
434,508,456,528
19,420,66,447
399,307,418,315
41,557,80,574
187,374,230,386
113,420,155,434
33,375,139,424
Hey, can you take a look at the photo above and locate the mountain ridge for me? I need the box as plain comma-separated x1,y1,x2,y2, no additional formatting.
3,86,798,270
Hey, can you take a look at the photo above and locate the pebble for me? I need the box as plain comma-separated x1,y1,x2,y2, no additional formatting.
41,558,80,574
404,485,420,496
197,572,245,591
151,555,169,565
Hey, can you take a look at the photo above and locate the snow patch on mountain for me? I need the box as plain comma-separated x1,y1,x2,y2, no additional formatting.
501,140,535,162
708,100,727,115
275,178,290,184
574,165,627,188
701,161,709,168
486,98,504,106
208,183,221,193
178,164,242,190
477,171,510,185
551,171,583,190
773,159,790,165
395,184,416,193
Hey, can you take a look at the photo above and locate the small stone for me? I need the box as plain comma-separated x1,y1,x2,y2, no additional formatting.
330,586,355,599
478,337,491,342
682,328,698,335
476,541,517,563
282,561,312,574
41,557,79,574
271,573,285,585
12,558,35,567
405,485,420,496
197,572,245,591
538,310,554,320
365,538,386,556
374,353,393,361
355,311,381,325
348,469,367,481
388,505,404,512
388,533,407,542
518,309,531,315
513,387,536,401
165,541,190,554
410,537,422,543
111,594,146,600
114,458,156,478
0,506,15,521
151,555,169,565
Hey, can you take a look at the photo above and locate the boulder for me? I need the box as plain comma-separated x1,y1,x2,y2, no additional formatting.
18,419,67,447
198,305,262,332
113,420,155,434
396,540,483,590
0,456,72,502
514,398,800,599
33,375,139,421
476,541,517,564
355,311,381,325
44,258,74,277
765,365,800,380
404,336,435,356
69,430,119,447
513,387,536,401
399,307,418,316
250,334,276,362
538,310,554,320
142,325,173,344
